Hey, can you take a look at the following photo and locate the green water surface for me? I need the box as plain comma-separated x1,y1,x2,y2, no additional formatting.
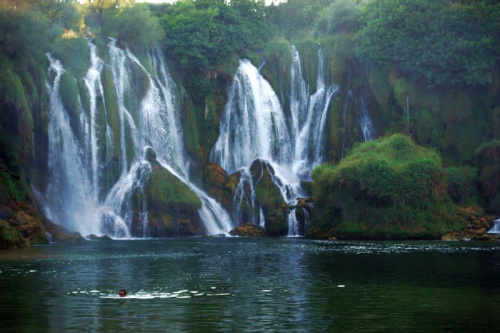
0,238,499,332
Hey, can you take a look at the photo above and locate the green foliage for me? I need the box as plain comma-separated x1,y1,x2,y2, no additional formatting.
355,0,500,87
0,220,25,249
102,4,162,51
315,0,362,36
295,36,319,93
269,0,328,39
262,37,292,101
159,0,268,71
319,33,355,84
264,37,292,79
0,2,62,61
312,134,462,238
445,166,479,205
51,37,90,78
155,0,271,104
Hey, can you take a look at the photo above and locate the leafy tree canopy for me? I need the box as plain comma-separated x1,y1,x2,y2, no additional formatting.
158,0,270,73
0,0,72,61
354,0,500,87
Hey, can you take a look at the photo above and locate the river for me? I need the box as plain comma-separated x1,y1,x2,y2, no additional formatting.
0,238,499,332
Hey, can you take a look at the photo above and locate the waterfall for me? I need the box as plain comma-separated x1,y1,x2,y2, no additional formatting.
488,219,500,234
211,47,337,236
210,59,292,175
292,47,338,178
290,45,309,142
233,168,256,224
359,96,375,142
43,40,233,237
44,54,101,236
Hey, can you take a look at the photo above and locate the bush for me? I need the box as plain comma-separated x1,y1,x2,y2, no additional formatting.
311,134,461,238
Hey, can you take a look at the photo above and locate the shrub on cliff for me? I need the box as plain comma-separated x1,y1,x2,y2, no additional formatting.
311,134,462,238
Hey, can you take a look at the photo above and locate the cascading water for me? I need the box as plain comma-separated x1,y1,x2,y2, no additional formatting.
210,59,292,174
211,47,337,236
290,45,309,142
292,47,338,178
45,54,101,236
488,219,500,234
358,96,375,142
43,40,233,237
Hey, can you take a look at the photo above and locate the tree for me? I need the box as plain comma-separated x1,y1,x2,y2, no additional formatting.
315,0,362,36
102,4,162,50
355,0,500,87
0,1,61,60
83,0,133,34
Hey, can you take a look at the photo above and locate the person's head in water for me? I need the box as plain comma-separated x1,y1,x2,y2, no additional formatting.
119,289,127,297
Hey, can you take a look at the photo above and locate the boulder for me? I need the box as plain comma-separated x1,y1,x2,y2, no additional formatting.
43,218,84,243
250,159,287,236
87,234,112,241
135,156,203,237
229,222,265,237
441,207,497,241
203,163,232,210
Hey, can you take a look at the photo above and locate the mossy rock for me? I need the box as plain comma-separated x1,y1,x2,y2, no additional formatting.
249,159,288,236
203,163,232,210
264,209,288,237
146,161,202,211
0,220,25,249
59,72,81,137
141,154,203,237
229,222,265,237
52,37,90,78
8,211,47,245
43,217,84,243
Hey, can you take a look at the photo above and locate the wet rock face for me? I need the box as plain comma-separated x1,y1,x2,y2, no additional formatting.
250,159,275,183
203,159,291,236
133,160,203,237
203,163,232,210
0,199,83,249
145,147,157,163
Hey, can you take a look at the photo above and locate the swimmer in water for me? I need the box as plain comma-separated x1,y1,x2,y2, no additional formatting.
119,289,127,297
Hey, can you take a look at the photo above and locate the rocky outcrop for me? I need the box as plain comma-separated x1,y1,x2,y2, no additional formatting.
203,163,232,210
229,222,265,237
204,159,289,236
0,200,83,249
87,234,113,241
135,149,203,237
441,207,498,241
249,159,288,236
0,171,83,249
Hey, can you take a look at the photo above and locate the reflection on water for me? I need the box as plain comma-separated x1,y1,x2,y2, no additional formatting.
0,239,499,332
